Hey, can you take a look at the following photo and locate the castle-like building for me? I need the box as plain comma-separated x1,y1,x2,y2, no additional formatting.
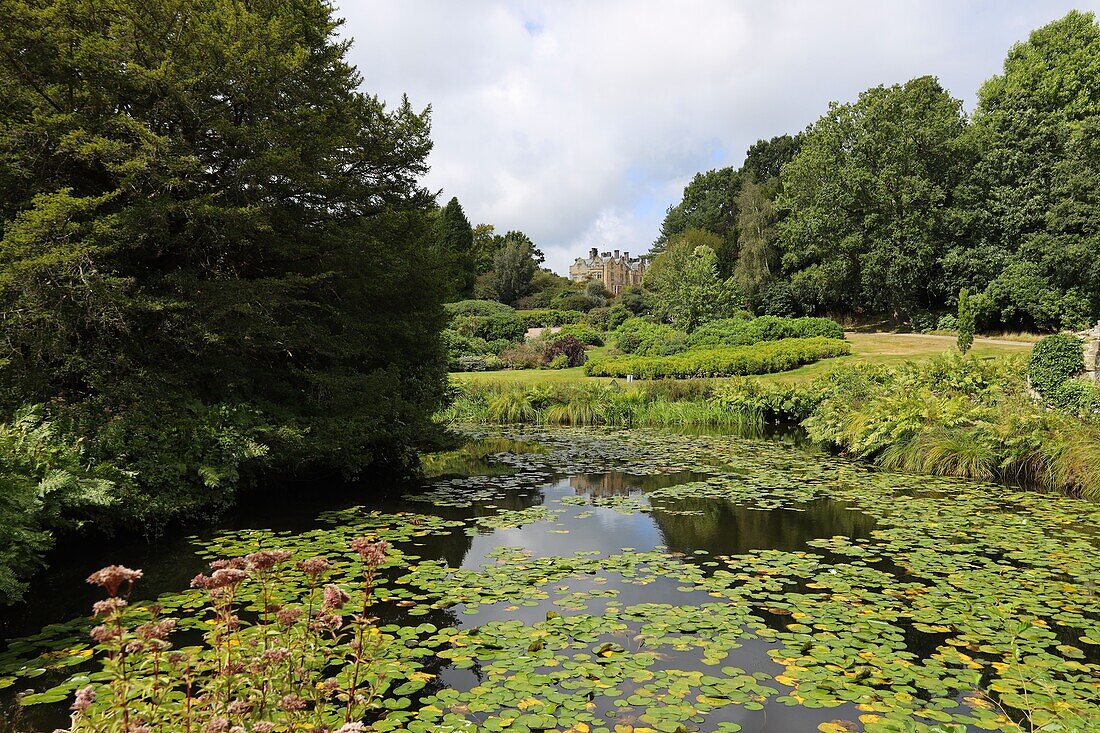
568,248,647,295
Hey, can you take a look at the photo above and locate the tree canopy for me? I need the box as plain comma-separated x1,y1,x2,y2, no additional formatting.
0,0,449,528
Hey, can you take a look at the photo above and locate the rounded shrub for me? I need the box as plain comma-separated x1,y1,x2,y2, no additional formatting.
1027,333,1084,398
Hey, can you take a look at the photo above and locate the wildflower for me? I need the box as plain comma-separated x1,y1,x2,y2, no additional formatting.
337,724,364,733
253,725,275,733
277,694,307,712
191,568,249,590
92,598,128,616
231,728,246,733
210,557,246,570
245,550,292,571
276,607,302,625
227,700,253,715
203,718,231,733
138,618,177,641
350,538,389,566
71,686,96,712
90,625,121,644
297,556,330,578
321,584,350,610
262,648,291,664
86,566,143,597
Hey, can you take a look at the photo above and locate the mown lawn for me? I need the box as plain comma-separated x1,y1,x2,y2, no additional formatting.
450,332,1035,386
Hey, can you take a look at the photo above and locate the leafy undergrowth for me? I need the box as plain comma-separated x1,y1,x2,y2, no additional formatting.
1,428,1097,733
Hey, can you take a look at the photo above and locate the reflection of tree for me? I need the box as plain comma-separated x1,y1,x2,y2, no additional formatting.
570,471,712,498
571,473,631,496
651,497,877,556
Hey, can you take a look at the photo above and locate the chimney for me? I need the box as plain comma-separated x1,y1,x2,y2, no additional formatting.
589,248,597,258
624,251,630,260
614,249,620,258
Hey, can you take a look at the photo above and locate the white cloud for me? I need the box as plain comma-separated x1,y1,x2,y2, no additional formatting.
337,1,1100,274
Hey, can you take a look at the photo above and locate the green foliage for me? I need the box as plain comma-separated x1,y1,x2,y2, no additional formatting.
446,300,517,318
450,313,526,343
485,233,539,304
803,353,1100,498
957,288,975,353
779,76,972,316
545,324,603,347
586,337,850,379
543,336,588,369
687,316,844,348
613,318,688,356
1028,334,1085,398
607,303,632,330
732,179,779,308
584,307,610,331
0,407,119,602
645,230,740,331
515,309,586,329
651,167,742,267
1052,378,1100,418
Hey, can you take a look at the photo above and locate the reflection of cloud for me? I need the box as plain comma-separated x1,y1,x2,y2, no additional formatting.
338,1,1100,273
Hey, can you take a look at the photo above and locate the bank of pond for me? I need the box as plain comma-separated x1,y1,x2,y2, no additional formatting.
0,425,1097,733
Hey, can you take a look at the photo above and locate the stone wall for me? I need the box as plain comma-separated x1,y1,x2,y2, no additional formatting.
1084,321,1100,381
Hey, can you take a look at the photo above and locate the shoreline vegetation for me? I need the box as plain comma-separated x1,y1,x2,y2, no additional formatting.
443,349,1100,500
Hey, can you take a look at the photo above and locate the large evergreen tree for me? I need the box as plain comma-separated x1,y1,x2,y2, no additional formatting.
0,0,448,522
436,197,476,298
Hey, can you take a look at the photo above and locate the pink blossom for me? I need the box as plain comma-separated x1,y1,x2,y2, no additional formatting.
246,550,292,572
210,557,246,570
321,584,349,610
92,598,128,616
276,607,302,626
71,686,96,712
86,566,143,597
277,694,307,712
350,538,389,566
90,624,121,644
253,724,275,733
203,718,231,733
296,557,330,578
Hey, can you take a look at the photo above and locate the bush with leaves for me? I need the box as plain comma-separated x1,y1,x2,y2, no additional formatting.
543,336,588,368
545,324,603,347
957,289,975,354
686,316,844,348
1027,333,1084,398
515,309,586,329
1052,378,1100,418
586,338,850,379
0,407,121,602
613,318,689,356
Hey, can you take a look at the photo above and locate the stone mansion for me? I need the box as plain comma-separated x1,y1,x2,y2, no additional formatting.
568,248,648,295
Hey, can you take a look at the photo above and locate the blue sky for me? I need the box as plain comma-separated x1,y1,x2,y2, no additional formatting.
337,1,1100,274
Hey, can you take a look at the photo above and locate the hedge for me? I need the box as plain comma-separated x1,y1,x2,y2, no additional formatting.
585,337,851,379
613,318,688,356
445,299,516,318
1027,333,1084,398
686,316,844,347
515,309,586,328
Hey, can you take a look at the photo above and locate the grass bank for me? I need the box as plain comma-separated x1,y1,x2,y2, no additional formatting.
452,332,1034,386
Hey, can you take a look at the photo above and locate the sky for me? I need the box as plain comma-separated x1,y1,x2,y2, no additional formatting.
336,1,1100,275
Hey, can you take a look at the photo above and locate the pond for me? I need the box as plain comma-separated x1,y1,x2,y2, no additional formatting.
1,427,1098,732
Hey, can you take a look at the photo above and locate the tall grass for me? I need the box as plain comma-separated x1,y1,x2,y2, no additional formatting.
443,382,765,429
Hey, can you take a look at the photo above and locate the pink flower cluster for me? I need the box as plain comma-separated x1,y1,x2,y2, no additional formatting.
245,550,292,572
350,538,389,567
191,568,248,590
86,566,143,597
